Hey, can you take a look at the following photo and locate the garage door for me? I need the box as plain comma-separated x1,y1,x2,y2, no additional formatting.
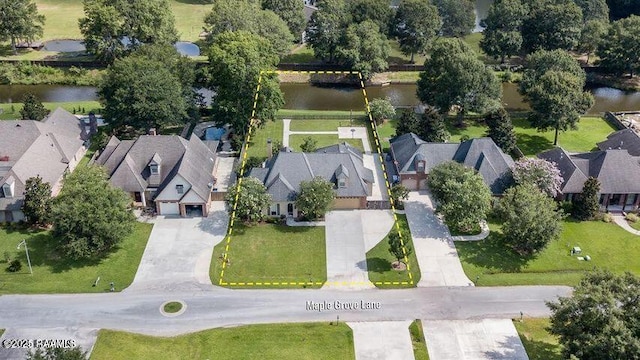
158,202,180,215
334,197,362,209
402,179,418,191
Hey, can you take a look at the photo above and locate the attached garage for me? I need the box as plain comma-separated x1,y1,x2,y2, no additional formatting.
158,202,180,215
334,197,363,209
402,178,418,191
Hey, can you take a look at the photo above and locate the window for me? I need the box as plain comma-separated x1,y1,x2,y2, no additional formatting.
176,185,184,194
338,179,346,188
270,204,279,216
2,184,12,198
150,164,159,175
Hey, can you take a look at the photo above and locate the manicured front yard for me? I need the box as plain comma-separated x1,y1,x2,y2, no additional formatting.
91,323,355,360
289,134,365,152
514,318,562,360
210,223,327,288
456,219,640,286
0,222,152,294
366,214,421,288
409,320,430,360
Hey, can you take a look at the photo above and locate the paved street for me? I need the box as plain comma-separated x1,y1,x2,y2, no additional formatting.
405,191,474,287
125,202,228,292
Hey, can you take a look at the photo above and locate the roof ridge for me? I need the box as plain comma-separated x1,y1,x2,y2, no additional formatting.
301,153,315,178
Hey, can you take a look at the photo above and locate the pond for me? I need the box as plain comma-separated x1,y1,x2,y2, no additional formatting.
41,39,201,57
474,0,494,32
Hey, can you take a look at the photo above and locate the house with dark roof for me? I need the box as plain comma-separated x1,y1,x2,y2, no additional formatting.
538,147,640,211
597,128,640,156
388,133,515,195
0,108,88,222
249,142,374,217
95,134,218,217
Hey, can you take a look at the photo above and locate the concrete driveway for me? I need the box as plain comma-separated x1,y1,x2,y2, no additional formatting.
422,319,529,360
348,321,414,360
125,202,228,292
323,210,394,289
404,191,474,287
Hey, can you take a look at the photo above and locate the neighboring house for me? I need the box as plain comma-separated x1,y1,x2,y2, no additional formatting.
388,133,515,195
597,128,640,156
249,142,374,217
95,134,218,217
0,108,88,222
538,147,640,211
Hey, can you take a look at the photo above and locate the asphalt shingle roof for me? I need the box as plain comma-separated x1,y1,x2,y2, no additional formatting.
597,129,640,156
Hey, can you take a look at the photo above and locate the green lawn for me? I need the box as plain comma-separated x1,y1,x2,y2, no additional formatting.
289,134,365,153
245,119,283,159
514,318,563,360
630,219,640,231
409,320,430,360
289,119,365,132
210,223,327,288
0,222,152,294
33,0,208,42
0,101,102,120
91,323,355,360
387,40,427,65
281,44,318,63
456,219,640,286
366,214,421,288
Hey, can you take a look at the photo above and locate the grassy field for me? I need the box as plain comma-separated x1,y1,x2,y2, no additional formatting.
409,320,430,360
34,0,209,42
366,215,421,288
210,223,327,288
0,222,152,294
289,119,365,132
281,44,318,63
514,318,563,360
456,219,640,286
289,134,365,152
91,323,355,360
246,119,284,159
0,101,102,120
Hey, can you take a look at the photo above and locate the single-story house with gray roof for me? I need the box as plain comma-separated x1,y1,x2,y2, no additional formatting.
249,142,374,217
597,128,640,156
388,133,514,195
538,147,640,211
0,108,88,222
95,134,218,217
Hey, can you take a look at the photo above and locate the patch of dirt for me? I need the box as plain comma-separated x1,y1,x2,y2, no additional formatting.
391,261,407,271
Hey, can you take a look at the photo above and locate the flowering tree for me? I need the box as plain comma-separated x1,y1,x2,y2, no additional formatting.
512,158,564,197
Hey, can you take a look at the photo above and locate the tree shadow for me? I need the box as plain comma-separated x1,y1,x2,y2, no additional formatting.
366,257,392,273
483,335,534,360
20,233,113,273
515,133,554,156
455,233,535,273
517,334,563,360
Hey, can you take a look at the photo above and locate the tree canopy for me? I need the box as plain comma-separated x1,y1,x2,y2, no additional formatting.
392,0,442,63
480,0,527,63
0,0,45,54
262,0,306,42
575,0,610,22
22,175,52,227
512,158,564,197
79,0,178,62
295,176,335,220
20,93,49,121
548,270,640,360
434,0,475,37
573,176,601,220
579,19,608,64
484,107,517,154
225,177,271,223
349,0,393,35
369,98,395,125
336,20,390,78
51,165,135,260
305,0,351,63
521,0,583,52
597,15,640,77
419,106,450,142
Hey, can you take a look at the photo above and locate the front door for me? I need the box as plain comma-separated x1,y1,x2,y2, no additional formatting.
288,203,294,216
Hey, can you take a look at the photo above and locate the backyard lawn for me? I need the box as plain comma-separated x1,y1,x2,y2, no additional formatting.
514,318,563,360
366,214,421,288
0,222,152,294
288,119,365,132
91,323,355,360
210,223,327,288
245,119,283,159
289,134,365,153
0,101,102,120
456,219,640,286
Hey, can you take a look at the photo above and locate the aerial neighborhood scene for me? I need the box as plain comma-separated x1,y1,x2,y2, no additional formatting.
2,0,640,359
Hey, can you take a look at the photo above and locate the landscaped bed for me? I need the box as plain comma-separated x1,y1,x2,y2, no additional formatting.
456,219,640,286
366,214,421,288
210,223,327,288
0,222,152,294
514,318,562,360
91,323,355,360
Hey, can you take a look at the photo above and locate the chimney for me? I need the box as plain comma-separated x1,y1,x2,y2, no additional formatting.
267,138,273,159
148,128,157,136
0,156,8,161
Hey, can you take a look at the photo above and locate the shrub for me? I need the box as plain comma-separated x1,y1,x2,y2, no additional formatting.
6,259,22,272
625,212,639,222
603,213,613,223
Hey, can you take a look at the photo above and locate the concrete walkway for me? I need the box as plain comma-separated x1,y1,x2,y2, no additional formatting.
363,154,389,201
0,327,98,360
612,215,640,235
323,210,394,289
422,319,529,360
339,127,371,153
213,156,235,192
348,321,414,360
404,191,474,287
451,221,491,241
125,202,228,292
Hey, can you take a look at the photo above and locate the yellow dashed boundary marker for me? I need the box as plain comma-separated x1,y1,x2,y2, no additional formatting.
218,70,414,287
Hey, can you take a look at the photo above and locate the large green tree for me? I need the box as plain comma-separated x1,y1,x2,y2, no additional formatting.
427,161,492,233
417,38,502,126
419,106,450,142
51,165,134,260
349,0,393,35
0,0,44,54
512,158,564,197
574,0,610,22
369,98,395,125
480,0,528,63
597,15,640,77
392,0,442,63
79,0,178,62
22,175,52,227
295,176,335,220
484,107,517,154
336,20,390,78
579,19,608,64
98,45,192,133
521,0,583,53
573,176,601,220
206,31,284,137
434,0,475,37
548,271,640,360
225,177,271,223
20,93,49,121
262,0,306,42
204,0,294,57
305,0,351,63
395,108,420,137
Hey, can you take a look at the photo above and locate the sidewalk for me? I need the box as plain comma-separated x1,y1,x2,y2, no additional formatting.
612,215,640,235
